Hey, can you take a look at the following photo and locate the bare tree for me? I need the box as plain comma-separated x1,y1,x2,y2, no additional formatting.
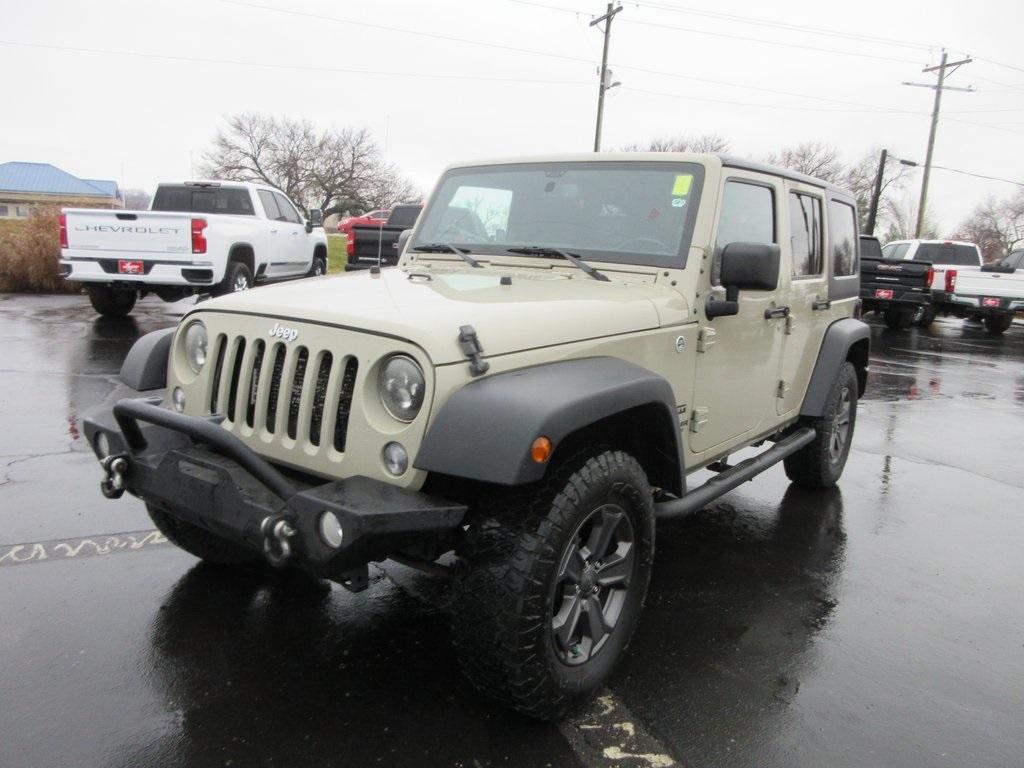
122,188,152,210
622,133,731,153
201,113,417,217
842,149,910,232
766,142,844,183
880,194,938,242
953,190,1024,261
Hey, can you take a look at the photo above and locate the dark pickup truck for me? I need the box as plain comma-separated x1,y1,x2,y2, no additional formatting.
859,235,933,330
346,203,422,271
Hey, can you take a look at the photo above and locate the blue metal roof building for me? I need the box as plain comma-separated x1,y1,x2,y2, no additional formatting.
0,162,122,218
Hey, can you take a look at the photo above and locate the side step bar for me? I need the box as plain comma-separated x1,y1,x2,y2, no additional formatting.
655,427,817,519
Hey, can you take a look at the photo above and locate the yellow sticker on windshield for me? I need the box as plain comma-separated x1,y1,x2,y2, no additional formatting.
672,174,693,196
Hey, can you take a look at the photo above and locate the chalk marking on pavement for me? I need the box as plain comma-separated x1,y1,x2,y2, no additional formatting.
0,529,171,567
558,692,678,767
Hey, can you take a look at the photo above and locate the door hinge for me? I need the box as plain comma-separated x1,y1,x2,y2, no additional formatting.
776,379,790,398
676,404,688,429
697,326,716,353
785,314,795,335
690,406,709,433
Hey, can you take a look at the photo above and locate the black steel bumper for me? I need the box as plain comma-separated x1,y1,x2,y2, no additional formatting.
82,399,466,580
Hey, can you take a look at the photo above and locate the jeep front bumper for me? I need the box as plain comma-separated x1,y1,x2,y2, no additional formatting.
82,399,466,583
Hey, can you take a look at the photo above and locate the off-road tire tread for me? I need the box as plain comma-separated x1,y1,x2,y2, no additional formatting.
147,503,261,565
784,362,858,489
451,448,654,721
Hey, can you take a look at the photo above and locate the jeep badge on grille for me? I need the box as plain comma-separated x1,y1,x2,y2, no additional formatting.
268,322,299,342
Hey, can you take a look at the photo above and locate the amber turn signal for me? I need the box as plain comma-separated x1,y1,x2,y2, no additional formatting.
530,436,552,463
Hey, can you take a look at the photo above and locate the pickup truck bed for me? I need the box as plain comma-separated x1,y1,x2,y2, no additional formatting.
938,264,1024,334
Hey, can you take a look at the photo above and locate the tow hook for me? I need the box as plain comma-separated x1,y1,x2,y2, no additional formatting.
260,515,296,567
100,454,130,499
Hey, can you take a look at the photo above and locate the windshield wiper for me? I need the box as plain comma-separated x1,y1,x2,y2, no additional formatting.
411,243,482,268
506,246,610,282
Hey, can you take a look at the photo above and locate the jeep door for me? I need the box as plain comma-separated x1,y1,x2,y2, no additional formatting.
775,182,830,415
690,172,787,455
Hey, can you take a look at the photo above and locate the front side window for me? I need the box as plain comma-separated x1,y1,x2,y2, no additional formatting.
789,192,823,276
273,192,303,225
258,190,281,221
151,186,255,215
713,180,776,283
829,200,858,276
412,161,705,268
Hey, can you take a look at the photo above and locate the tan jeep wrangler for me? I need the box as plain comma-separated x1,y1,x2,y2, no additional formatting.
85,154,869,720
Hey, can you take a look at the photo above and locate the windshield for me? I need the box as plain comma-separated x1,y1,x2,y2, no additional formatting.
151,186,255,216
412,161,705,268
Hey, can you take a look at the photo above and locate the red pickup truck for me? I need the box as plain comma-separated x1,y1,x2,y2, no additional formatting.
337,209,389,237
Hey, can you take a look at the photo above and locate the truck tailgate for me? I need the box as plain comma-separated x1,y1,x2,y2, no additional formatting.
64,209,193,257
861,257,931,288
954,267,1024,299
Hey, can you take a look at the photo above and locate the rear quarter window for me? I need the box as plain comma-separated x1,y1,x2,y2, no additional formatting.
828,200,858,276
913,243,980,266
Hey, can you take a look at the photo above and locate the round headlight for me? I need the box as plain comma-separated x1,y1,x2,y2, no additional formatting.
183,322,208,373
379,355,425,422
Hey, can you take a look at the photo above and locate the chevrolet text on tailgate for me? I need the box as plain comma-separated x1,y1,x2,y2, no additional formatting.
60,181,329,318
84,154,869,720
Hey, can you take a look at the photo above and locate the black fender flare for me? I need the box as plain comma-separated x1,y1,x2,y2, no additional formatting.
414,357,683,494
119,328,174,390
800,318,870,417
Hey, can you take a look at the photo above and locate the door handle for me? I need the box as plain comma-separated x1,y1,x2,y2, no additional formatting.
291,231,299,236
812,300,832,310
270,229,279,234
764,306,791,320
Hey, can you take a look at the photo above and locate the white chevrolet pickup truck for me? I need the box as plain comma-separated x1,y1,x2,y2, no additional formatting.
60,181,328,318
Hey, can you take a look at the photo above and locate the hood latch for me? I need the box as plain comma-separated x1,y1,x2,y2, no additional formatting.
457,325,489,377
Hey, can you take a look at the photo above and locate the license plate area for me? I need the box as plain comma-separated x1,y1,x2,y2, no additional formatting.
982,297,1001,308
118,260,144,275
874,289,894,299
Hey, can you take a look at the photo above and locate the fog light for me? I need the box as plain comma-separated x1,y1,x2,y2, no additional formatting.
382,442,409,476
319,511,344,548
172,387,186,412
94,432,111,459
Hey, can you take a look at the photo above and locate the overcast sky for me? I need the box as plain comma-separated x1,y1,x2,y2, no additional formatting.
3,0,1022,232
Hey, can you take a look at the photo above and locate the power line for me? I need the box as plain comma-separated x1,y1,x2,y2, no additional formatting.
622,85,928,115
975,56,1024,76
931,165,1024,187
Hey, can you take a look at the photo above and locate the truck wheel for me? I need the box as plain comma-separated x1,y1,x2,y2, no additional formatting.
883,308,913,330
914,306,936,328
212,261,252,297
87,285,136,318
784,362,858,489
307,254,327,277
984,314,1013,335
147,503,262,565
451,449,655,720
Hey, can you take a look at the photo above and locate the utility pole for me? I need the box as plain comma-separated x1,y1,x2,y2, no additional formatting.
591,2,622,152
866,148,888,236
902,49,973,237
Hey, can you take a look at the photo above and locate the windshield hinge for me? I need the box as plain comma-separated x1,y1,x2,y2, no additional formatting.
697,327,716,353
457,325,490,377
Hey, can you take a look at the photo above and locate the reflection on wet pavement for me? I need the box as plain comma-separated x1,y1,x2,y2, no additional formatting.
1,295,1022,768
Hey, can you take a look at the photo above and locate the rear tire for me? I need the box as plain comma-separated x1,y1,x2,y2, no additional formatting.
451,449,655,720
913,305,936,328
212,261,252,297
87,285,136,318
984,314,1013,335
784,362,858,489
147,503,262,565
883,308,913,330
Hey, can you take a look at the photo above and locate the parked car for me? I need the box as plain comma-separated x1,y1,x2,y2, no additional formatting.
859,234,933,330
60,181,328,318
85,153,869,721
337,209,389,236
345,203,423,270
936,255,1024,335
881,239,982,327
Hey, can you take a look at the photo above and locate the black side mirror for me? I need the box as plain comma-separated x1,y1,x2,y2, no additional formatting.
306,208,323,233
706,242,781,319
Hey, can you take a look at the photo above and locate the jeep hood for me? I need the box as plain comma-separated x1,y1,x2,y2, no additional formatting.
200,267,689,364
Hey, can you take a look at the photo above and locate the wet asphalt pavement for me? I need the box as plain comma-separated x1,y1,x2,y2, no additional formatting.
1,293,1022,768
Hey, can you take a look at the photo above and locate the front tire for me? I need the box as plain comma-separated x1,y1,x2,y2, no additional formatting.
147,503,262,565
307,254,327,277
451,449,655,720
87,285,136,318
784,362,859,489
984,314,1013,335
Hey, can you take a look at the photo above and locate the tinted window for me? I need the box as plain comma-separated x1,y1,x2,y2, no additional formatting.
881,242,910,260
790,192,823,276
859,236,883,260
389,205,422,228
151,186,255,215
829,200,858,276
713,181,775,284
273,192,302,225
258,190,281,221
913,243,980,266
413,161,705,268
